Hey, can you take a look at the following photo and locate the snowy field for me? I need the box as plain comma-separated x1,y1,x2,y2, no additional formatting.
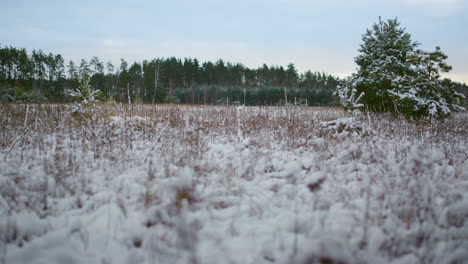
1,104,467,264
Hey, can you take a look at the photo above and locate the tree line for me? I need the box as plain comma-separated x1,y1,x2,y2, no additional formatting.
0,45,340,105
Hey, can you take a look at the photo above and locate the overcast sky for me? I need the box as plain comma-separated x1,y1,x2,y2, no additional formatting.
1,0,467,83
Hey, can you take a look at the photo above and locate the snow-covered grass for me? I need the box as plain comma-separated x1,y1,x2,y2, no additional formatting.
1,103,467,264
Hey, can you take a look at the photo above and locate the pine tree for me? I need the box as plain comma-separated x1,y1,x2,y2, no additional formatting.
338,18,465,118
79,59,91,76
353,18,418,112
390,47,465,118
67,72,100,116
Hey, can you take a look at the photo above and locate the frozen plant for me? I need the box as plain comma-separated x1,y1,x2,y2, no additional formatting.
388,47,465,118
67,72,101,116
343,17,465,118
335,77,365,114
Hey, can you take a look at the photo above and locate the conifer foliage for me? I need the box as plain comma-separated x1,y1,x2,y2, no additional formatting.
337,18,465,118
67,72,101,115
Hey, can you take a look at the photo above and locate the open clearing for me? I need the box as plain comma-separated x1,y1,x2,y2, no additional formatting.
1,104,468,264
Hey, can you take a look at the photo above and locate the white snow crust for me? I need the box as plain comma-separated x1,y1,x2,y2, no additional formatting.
1,105,467,264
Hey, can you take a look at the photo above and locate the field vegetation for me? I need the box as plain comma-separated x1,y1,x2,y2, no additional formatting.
1,103,467,263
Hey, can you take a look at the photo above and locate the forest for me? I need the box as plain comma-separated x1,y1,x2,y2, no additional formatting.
0,45,340,106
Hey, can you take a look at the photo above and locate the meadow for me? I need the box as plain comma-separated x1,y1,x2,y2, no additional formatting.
1,103,467,264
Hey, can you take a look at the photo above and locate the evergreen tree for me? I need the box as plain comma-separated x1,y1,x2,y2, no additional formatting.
79,59,91,76
390,47,465,118
105,61,116,98
90,56,104,75
52,54,65,100
118,59,130,101
67,60,78,80
106,61,115,75
286,63,298,88
338,18,464,118
353,18,418,112
128,62,143,99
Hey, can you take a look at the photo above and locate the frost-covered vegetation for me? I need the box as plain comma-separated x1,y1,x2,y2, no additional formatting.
337,18,465,118
66,73,102,117
1,104,467,264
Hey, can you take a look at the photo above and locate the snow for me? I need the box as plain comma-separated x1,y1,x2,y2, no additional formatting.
1,104,467,263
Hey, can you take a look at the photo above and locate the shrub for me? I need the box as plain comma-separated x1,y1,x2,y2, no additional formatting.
0,84,47,103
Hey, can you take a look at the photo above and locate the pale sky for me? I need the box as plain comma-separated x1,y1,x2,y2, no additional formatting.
1,0,467,83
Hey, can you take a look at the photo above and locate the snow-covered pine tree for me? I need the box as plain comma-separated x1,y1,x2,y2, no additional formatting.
337,17,465,118
352,18,418,113
390,47,465,118
335,77,365,114
67,72,100,115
